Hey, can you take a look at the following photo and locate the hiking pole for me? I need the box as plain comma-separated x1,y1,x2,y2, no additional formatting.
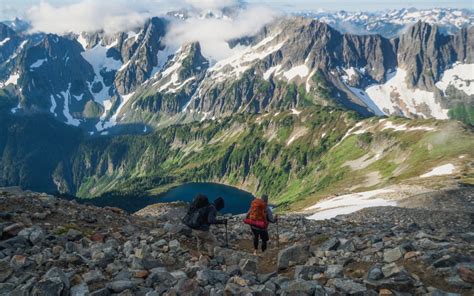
276,215,280,249
224,219,229,248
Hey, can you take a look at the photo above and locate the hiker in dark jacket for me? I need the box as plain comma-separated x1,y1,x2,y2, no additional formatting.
245,194,277,256
189,196,226,257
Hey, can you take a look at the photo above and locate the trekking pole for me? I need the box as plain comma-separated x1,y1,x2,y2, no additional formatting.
276,215,280,249
224,219,229,248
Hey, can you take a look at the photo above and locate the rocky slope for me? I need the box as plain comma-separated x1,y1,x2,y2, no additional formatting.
0,187,473,295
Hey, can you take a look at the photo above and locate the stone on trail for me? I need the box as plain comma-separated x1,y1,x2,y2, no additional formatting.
325,264,343,278
458,266,474,283
280,279,325,295
239,258,257,274
277,244,311,270
383,247,403,263
107,280,135,293
294,265,325,280
319,238,340,251
70,282,89,296
0,260,13,282
333,278,367,295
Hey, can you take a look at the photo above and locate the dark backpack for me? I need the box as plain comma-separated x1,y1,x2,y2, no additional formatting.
183,195,211,230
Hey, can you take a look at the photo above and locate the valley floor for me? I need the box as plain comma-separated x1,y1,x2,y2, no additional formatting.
0,187,473,295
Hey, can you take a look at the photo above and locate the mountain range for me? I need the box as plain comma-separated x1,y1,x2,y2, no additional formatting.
297,8,474,37
0,8,473,204
0,8,473,135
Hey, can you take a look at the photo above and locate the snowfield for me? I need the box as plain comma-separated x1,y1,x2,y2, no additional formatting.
365,68,449,119
283,65,310,81
1,73,20,87
435,63,474,96
210,33,285,81
306,189,396,220
420,163,455,178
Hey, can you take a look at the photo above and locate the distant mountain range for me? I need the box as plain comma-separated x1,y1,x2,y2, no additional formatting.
297,8,474,37
1,8,472,135
0,8,473,202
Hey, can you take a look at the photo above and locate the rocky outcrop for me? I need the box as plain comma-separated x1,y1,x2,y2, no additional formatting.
0,187,472,295
113,17,167,94
128,42,209,117
17,34,96,114
396,22,474,90
0,23,22,65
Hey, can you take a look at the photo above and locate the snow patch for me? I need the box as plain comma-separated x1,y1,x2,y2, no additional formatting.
283,65,309,81
436,63,474,96
97,92,135,131
366,68,449,119
30,58,47,69
344,82,385,116
1,72,20,87
76,34,88,49
50,95,57,116
60,84,81,126
382,121,436,131
291,108,301,116
306,189,396,220
420,164,455,178
210,36,284,81
263,65,282,80
74,94,84,101
82,42,121,108
0,37,11,46
341,67,357,82
10,102,21,114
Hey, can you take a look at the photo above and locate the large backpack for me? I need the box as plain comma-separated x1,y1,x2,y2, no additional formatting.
244,199,268,229
183,195,211,230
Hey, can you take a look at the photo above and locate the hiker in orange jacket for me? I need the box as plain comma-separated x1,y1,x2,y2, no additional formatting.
244,194,277,255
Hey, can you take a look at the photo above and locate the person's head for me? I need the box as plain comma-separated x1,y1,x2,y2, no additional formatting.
214,197,225,211
261,194,268,203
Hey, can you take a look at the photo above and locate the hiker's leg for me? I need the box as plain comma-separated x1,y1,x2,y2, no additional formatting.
193,230,203,254
204,231,218,257
261,230,269,252
251,228,259,250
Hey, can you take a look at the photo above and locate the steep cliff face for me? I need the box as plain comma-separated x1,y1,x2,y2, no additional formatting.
0,23,22,65
396,22,474,90
113,17,168,95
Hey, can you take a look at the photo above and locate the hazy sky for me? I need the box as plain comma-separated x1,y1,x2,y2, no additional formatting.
1,0,473,20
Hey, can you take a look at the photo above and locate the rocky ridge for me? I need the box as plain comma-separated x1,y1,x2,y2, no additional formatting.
0,187,473,295
1,16,473,133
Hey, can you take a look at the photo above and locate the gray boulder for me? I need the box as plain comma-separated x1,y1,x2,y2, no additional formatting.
333,279,367,295
107,280,135,293
294,265,325,280
280,279,326,296
0,260,13,282
384,247,403,263
277,244,311,270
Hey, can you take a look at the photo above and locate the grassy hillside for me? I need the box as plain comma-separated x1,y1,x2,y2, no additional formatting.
51,106,474,210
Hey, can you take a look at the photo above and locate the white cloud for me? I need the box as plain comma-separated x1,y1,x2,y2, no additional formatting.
26,0,164,34
25,0,279,62
183,0,240,10
164,5,279,61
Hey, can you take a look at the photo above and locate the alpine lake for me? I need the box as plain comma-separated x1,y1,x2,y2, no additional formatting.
75,183,255,215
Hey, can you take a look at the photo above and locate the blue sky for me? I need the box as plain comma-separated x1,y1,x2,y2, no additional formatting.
1,0,473,20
